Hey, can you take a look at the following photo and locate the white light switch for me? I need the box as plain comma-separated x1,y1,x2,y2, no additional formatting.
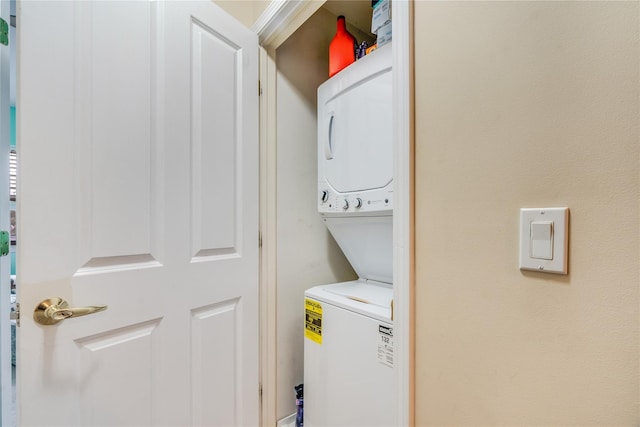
530,221,553,260
520,208,569,274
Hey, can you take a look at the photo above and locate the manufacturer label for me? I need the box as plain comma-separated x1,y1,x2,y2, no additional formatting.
305,299,322,344
377,324,394,367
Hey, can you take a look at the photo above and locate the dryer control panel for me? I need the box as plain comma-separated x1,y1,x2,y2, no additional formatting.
318,185,393,214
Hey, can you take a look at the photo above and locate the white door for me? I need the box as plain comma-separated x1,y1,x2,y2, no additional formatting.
17,1,258,426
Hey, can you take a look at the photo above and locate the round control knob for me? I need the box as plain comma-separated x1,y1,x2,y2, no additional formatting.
355,198,363,209
321,190,329,203
342,199,349,210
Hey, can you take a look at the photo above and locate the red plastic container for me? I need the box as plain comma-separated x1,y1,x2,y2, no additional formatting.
329,16,357,77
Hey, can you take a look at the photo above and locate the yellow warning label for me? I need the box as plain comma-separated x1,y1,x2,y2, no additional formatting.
305,299,322,344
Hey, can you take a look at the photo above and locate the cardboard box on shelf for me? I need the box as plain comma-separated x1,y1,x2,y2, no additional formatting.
371,0,391,34
376,20,392,47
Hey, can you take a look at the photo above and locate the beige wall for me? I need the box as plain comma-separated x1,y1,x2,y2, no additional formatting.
213,1,253,27
414,1,639,425
213,0,272,28
252,0,272,23
275,7,358,420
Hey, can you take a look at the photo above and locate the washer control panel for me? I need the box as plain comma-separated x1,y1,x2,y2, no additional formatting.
318,185,393,214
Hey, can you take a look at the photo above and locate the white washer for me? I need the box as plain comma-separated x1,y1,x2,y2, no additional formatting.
304,280,394,427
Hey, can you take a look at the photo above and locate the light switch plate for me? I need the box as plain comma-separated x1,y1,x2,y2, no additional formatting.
519,207,569,274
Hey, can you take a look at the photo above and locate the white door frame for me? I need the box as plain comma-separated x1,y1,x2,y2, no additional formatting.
253,2,413,425
391,2,414,424
0,0,11,425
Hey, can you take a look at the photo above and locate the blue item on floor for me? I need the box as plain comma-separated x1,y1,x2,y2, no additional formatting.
295,384,303,427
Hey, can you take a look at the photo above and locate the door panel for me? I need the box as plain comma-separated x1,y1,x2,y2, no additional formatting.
190,18,241,257
75,319,160,426
74,0,159,267
18,1,258,425
85,1,154,259
190,299,240,426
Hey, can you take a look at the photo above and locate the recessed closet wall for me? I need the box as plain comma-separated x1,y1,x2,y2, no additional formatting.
274,6,373,419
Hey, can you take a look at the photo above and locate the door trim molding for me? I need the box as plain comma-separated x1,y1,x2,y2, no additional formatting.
257,45,278,427
255,1,413,425
252,0,324,49
391,1,414,425
0,0,12,425
255,4,325,425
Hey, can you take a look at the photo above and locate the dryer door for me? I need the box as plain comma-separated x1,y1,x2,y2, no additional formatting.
319,60,392,194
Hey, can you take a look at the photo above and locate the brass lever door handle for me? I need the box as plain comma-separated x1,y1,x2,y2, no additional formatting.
33,297,107,326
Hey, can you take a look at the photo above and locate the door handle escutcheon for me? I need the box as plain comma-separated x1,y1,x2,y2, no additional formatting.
33,297,107,326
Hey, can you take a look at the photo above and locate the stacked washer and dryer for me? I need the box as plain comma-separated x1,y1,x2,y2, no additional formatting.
304,43,394,426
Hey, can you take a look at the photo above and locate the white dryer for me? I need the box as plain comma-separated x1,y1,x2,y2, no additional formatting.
305,43,394,426
316,41,393,286
317,43,393,218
